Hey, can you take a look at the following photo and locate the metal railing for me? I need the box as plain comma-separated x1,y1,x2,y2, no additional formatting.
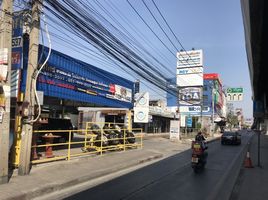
31,123,143,164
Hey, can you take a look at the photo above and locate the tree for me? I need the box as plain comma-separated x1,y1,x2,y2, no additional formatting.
227,112,238,130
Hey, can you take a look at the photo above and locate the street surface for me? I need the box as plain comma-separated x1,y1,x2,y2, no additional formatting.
63,131,252,200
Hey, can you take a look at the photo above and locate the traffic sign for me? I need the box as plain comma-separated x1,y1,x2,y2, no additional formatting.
226,87,243,101
227,88,243,93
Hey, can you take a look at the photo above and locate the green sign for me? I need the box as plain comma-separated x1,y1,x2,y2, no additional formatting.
227,88,243,93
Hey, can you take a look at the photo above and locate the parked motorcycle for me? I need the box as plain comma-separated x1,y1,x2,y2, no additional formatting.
191,141,208,173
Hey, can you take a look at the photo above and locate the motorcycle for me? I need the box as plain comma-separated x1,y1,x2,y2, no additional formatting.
191,140,208,173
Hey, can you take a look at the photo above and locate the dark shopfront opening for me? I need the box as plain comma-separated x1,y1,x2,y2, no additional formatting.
105,114,125,124
133,115,171,133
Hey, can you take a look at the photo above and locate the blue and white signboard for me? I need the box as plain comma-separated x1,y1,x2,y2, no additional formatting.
12,11,24,70
187,117,192,127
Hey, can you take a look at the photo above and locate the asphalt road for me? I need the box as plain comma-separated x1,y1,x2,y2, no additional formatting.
65,132,252,200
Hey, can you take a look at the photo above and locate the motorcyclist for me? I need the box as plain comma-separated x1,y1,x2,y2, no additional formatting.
195,131,208,158
195,131,206,148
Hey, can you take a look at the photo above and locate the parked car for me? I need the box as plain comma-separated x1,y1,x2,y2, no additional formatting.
221,131,241,145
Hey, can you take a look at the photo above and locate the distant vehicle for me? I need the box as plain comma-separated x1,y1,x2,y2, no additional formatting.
37,118,74,143
221,131,241,145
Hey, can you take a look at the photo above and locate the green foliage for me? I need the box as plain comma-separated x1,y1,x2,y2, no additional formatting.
227,112,238,127
196,122,201,129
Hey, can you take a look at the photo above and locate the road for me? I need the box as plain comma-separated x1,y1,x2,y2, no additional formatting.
62,131,252,200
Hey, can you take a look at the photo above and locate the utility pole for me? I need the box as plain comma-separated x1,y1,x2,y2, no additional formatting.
18,0,42,175
0,0,13,184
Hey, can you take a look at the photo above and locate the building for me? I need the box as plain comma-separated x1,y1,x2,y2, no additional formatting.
167,73,227,133
203,73,226,131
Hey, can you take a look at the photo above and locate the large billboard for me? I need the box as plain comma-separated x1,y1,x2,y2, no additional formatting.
178,87,202,106
177,49,203,68
176,73,203,87
176,50,203,87
21,45,134,108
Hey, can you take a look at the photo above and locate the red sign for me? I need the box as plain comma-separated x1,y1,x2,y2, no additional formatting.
109,84,115,94
12,52,21,65
203,73,219,80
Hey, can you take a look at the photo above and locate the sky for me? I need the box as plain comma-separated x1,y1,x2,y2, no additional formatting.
39,0,252,118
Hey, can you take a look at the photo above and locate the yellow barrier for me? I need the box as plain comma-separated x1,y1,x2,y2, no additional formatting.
30,124,143,165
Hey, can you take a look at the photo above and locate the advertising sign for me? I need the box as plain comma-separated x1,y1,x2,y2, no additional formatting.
178,87,202,105
0,65,8,81
134,92,149,123
0,48,8,64
170,120,180,141
177,67,203,75
135,92,149,107
21,45,134,108
177,49,203,68
186,117,192,127
176,73,203,87
12,11,25,70
38,66,132,103
134,107,149,123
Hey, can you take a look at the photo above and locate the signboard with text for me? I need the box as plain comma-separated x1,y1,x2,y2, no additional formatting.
226,88,243,101
12,11,25,70
177,50,203,68
21,45,134,108
178,87,202,105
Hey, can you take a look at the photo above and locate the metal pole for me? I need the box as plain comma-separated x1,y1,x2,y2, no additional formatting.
258,122,261,167
200,86,203,130
0,0,13,184
212,88,215,136
18,0,42,175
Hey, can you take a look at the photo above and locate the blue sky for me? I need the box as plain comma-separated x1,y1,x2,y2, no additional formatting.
43,0,252,118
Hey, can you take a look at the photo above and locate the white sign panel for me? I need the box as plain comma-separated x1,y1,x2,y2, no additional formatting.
11,69,20,97
114,84,132,102
177,73,203,87
177,67,203,75
177,49,203,68
226,93,243,101
0,65,8,81
0,48,8,64
134,107,149,123
180,115,186,127
135,92,149,107
180,106,201,113
170,120,180,141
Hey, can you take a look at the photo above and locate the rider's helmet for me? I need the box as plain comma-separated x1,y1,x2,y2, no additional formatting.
195,131,203,142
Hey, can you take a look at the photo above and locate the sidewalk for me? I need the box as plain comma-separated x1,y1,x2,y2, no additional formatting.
230,131,268,200
0,134,220,200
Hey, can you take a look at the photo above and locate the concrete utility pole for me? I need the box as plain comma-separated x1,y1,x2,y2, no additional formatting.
18,0,42,175
0,0,13,184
